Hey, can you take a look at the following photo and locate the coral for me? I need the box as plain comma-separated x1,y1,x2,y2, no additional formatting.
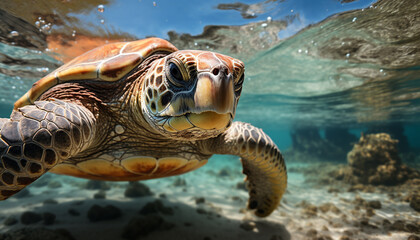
366,123,410,152
336,133,419,185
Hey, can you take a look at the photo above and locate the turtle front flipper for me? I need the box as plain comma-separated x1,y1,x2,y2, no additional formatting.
0,99,95,200
203,121,287,217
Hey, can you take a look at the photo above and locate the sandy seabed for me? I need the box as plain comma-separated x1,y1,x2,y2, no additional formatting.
0,155,418,240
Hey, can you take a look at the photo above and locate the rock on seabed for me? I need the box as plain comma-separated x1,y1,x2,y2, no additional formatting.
336,133,419,185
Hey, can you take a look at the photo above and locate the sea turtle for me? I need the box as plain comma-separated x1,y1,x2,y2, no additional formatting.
0,38,286,217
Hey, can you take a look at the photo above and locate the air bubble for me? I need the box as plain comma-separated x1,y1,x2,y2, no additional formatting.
100,19,105,24
267,16,272,22
346,53,350,58
36,67,49,73
352,17,357,22
97,4,105,12
41,23,52,32
298,49,302,53
72,30,76,37
153,1,156,6
261,23,268,28
9,31,19,37
35,17,52,34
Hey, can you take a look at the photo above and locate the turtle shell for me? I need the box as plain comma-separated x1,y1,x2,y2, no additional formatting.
14,38,178,109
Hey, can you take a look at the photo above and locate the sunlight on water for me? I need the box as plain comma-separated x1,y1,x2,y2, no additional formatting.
0,0,419,239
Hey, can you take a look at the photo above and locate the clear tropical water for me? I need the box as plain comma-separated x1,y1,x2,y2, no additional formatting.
0,0,419,239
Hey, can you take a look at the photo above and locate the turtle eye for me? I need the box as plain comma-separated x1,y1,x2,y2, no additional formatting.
167,59,188,87
169,63,182,80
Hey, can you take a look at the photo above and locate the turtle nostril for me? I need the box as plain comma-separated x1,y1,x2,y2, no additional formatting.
224,69,229,76
212,68,219,76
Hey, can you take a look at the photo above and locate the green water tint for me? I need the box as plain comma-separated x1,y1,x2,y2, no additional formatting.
0,1,419,239
238,0,420,128
1,0,420,129
0,43,60,113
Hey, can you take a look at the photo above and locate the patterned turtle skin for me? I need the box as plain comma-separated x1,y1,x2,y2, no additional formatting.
0,38,287,217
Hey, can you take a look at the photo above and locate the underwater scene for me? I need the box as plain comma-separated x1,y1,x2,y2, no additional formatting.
0,0,419,239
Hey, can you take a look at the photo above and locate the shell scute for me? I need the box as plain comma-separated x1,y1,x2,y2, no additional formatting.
122,38,176,54
66,42,127,67
14,38,178,109
99,53,142,81
56,63,98,81
14,75,58,109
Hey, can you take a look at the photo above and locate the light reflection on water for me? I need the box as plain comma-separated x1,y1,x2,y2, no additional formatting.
0,0,419,129
0,2,419,239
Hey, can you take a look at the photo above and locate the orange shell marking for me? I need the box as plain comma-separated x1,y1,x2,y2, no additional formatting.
14,38,178,109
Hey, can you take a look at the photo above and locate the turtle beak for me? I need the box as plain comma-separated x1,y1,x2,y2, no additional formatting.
193,69,234,114
159,66,235,131
160,67,235,118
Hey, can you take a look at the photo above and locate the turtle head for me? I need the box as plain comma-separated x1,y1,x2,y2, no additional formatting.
140,50,245,140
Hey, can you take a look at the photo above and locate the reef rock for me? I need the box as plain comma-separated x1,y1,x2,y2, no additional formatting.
122,215,174,240
336,133,419,185
366,123,411,153
139,200,174,216
0,228,75,240
124,182,153,198
409,191,420,212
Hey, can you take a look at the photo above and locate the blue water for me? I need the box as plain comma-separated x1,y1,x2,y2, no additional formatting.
0,0,419,239
0,0,418,176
